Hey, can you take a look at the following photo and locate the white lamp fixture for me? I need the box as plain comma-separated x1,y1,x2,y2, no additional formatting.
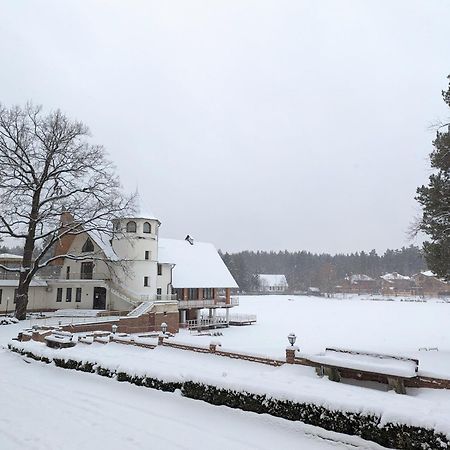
112,324,118,334
161,322,168,334
288,333,297,346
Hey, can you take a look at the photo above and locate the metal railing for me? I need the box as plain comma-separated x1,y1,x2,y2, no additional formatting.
156,294,178,301
186,316,229,329
178,296,239,309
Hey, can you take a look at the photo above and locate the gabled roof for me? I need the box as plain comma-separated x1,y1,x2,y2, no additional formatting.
346,274,374,283
381,272,411,281
86,230,119,261
158,238,238,289
258,274,288,287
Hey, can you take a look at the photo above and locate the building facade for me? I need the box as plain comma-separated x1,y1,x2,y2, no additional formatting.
0,207,239,329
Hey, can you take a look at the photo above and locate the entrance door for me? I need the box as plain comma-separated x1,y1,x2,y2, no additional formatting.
93,287,106,310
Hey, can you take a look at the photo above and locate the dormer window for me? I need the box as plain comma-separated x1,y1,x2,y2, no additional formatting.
81,238,94,253
143,222,151,234
126,221,137,233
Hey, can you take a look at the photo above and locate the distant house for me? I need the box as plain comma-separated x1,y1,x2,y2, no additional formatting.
413,271,450,297
257,274,288,293
380,272,415,296
342,274,379,294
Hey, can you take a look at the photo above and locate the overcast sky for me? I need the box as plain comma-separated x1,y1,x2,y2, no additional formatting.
1,0,449,254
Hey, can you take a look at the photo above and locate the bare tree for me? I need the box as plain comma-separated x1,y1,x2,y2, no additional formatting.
0,103,134,319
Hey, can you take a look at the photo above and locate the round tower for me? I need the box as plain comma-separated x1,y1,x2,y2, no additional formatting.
111,204,161,296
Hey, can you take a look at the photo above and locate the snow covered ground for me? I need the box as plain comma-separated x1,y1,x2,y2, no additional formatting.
176,295,450,378
0,323,385,450
2,294,450,449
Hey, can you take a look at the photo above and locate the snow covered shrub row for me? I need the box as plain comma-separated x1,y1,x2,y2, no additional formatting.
9,344,449,450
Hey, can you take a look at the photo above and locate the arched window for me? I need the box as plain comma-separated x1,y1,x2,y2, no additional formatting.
81,238,94,253
126,221,137,233
143,222,151,234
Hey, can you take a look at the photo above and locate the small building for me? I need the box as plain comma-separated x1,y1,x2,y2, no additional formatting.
413,271,450,297
380,272,416,296
257,274,288,293
342,274,379,294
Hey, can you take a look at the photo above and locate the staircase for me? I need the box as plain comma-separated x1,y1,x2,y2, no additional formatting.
127,301,154,317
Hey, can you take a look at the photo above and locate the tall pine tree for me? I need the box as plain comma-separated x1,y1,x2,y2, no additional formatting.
416,76,450,280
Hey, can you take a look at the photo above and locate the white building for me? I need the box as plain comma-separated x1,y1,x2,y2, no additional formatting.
0,205,239,329
257,274,288,293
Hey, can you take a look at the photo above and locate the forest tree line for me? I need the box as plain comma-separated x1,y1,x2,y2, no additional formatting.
220,246,427,293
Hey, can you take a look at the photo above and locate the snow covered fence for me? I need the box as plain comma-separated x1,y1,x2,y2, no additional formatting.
8,341,450,450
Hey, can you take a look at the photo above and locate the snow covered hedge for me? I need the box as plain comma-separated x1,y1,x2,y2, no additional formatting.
9,343,449,450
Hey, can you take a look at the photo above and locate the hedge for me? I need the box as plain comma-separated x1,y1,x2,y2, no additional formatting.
9,344,449,449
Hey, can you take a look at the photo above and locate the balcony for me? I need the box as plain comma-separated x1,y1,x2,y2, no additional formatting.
178,296,239,309
156,294,178,301
46,272,111,281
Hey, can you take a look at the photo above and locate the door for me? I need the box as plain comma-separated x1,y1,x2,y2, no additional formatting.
93,287,106,310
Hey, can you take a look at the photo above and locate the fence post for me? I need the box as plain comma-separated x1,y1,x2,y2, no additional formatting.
286,347,296,364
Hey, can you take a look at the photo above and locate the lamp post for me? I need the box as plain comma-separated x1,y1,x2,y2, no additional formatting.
288,333,297,347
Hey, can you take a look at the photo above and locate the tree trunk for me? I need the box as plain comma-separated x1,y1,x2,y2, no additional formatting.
15,274,30,320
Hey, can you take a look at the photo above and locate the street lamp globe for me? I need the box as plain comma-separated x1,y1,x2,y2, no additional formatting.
161,322,168,334
288,333,297,346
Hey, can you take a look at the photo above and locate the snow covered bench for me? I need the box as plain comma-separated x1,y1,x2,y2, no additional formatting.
308,348,419,394
44,331,76,349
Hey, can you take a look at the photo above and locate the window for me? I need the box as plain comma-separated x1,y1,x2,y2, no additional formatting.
143,222,151,234
188,288,198,300
66,288,72,302
81,262,93,280
56,288,63,302
76,288,82,303
203,288,213,299
145,251,150,260
144,276,149,287
66,266,71,280
157,288,162,295
81,238,94,253
126,221,137,233
157,264,162,276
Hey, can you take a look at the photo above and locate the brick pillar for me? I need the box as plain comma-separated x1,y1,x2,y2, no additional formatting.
225,288,231,305
286,348,296,364
158,335,165,345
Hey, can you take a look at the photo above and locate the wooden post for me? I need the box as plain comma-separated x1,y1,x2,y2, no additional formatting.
324,366,341,382
225,288,231,305
183,288,188,301
388,377,406,394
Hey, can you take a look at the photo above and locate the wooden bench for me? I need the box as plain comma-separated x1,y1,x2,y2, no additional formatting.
307,348,419,394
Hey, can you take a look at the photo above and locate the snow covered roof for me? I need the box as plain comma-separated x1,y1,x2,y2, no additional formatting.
158,238,238,288
0,253,22,261
86,230,119,261
346,274,374,283
0,279,47,287
122,195,159,221
258,274,288,287
381,272,411,281
420,270,437,278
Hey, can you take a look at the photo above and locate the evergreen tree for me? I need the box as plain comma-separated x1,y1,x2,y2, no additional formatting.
416,76,450,280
